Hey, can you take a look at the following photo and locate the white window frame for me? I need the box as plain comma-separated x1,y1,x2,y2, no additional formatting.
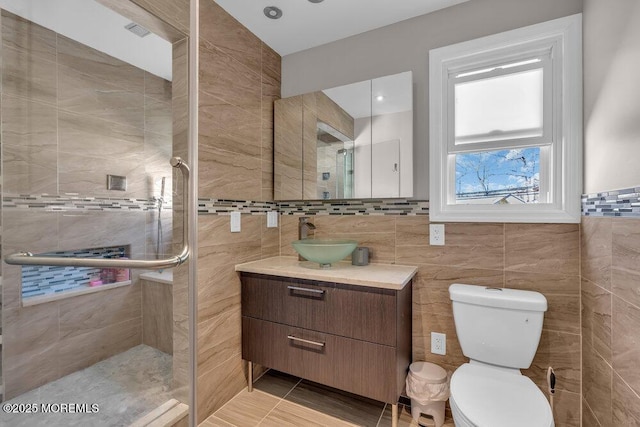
429,14,582,223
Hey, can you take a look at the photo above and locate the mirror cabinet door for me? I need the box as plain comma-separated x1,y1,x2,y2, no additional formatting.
318,80,371,200
274,71,412,201
371,71,413,198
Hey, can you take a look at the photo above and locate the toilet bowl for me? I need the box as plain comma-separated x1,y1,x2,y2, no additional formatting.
449,284,554,427
450,363,554,427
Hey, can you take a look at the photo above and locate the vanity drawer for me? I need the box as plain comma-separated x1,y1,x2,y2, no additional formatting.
242,316,396,403
241,273,397,346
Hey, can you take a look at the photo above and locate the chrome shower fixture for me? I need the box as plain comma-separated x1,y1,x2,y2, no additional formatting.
263,6,282,19
308,0,324,3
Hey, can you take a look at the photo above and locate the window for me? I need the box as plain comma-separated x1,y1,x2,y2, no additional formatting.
429,14,582,223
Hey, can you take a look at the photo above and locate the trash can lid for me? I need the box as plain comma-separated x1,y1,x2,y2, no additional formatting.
409,362,448,384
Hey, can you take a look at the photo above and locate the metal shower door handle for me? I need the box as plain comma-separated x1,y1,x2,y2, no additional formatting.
4,157,191,270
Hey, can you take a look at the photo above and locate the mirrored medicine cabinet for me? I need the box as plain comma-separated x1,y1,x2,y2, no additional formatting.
274,71,413,201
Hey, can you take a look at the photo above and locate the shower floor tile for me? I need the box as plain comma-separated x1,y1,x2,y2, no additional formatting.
0,344,173,427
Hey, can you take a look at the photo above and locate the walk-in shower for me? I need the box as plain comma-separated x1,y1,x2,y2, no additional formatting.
0,0,196,425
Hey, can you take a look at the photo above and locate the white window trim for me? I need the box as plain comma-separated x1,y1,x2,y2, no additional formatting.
429,14,582,223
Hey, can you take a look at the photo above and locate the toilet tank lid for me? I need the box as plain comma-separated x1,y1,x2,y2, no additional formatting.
449,284,547,312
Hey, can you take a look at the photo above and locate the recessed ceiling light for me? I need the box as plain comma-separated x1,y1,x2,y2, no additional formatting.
376,95,385,101
263,6,283,19
308,0,324,3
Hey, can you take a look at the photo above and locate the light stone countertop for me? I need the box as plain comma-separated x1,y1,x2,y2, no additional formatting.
235,256,417,290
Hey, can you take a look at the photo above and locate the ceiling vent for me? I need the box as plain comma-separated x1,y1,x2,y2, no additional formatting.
125,22,151,38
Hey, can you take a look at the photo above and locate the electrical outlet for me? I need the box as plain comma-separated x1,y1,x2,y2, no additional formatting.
230,212,241,233
430,224,445,246
431,332,446,355
267,211,278,228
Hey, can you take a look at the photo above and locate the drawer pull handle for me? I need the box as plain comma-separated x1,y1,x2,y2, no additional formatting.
287,285,325,295
287,335,325,347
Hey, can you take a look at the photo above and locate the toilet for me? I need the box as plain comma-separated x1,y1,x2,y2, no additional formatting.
448,284,554,427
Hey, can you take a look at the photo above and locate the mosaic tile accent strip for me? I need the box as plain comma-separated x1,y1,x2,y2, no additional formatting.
22,246,128,299
198,199,278,214
3,194,163,212
582,187,640,217
278,199,430,216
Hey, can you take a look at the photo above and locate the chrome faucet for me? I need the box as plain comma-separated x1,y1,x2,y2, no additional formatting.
299,217,316,240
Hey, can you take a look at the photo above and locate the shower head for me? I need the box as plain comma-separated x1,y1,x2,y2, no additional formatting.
160,177,166,199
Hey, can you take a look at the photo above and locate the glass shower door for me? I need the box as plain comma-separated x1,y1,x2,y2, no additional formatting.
0,0,195,425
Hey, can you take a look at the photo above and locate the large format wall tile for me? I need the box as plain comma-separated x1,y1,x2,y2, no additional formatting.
58,284,142,339
582,278,612,363
2,144,58,194
582,216,612,289
142,280,173,355
524,329,581,394
398,223,504,269
506,271,580,334
57,35,145,94
613,372,640,425
1,11,56,62
57,317,142,378
197,353,247,423
58,152,147,198
58,111,145,160
2,95,57,148
199,92,262,157
199,144,262,201
1,45,57,104
505,224,580,275
582,216,640,425
145,71,172,103
611,219,640,308
583,341,613,426
58,65,145,130
612,295,640,397
145,96,173,137
200,39,262,118
199,0,261,75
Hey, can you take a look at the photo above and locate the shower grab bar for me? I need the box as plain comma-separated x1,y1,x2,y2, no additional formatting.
4,157,191,270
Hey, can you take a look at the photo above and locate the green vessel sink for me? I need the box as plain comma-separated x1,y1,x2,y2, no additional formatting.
292,239,358,268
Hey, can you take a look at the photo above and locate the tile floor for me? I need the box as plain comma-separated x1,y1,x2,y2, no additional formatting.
202,370,455,427
0,345,173,427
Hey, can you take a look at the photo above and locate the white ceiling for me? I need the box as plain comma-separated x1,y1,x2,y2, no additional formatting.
214,0,469,56
0,0,173,80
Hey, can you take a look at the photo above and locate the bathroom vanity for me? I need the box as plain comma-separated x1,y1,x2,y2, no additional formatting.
236,256,416,425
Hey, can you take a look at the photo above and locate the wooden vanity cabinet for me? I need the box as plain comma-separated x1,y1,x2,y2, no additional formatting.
241,272,412,405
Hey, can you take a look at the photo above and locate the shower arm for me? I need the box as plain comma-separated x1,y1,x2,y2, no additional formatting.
4,157,190,270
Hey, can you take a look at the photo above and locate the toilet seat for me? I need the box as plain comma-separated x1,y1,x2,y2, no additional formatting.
450,363,554,427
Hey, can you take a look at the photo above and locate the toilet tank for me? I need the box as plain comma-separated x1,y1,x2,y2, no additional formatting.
449,283,547,369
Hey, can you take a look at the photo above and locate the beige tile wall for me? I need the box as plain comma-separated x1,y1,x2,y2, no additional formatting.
142,279,173,355
0,10,174,399
582,216,640,426
279,215,582,426
196,1,281,422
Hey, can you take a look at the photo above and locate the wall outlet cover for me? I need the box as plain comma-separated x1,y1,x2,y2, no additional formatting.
431,332,446,355
429,224,445,246
230,211,241,233
267,211,278,228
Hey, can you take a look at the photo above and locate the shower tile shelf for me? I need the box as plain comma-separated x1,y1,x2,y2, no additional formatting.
20,246,132,307
22,280,132,307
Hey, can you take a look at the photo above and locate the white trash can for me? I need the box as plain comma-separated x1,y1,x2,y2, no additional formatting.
405,362,449,427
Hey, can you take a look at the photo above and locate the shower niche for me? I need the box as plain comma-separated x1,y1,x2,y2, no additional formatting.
21,245,132,306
